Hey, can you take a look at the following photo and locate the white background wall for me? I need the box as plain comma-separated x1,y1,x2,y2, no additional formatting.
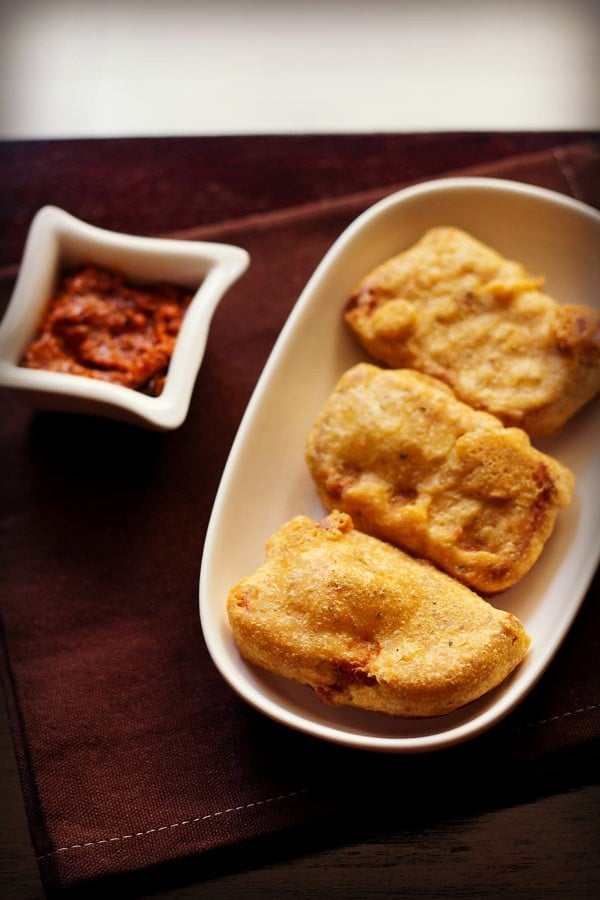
1,0,599,139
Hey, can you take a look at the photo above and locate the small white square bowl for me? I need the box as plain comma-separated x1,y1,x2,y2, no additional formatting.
0,206,249,430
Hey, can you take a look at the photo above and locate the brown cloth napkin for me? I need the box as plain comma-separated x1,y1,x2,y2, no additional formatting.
1,137,599,897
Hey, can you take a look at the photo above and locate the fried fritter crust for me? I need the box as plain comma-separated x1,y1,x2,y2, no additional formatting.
305,364,574,593
344,226,600,436
227,512,530,718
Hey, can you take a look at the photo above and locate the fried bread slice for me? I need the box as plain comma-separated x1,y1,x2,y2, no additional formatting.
305,364,574,593
344,226,600,436
227,511,530,718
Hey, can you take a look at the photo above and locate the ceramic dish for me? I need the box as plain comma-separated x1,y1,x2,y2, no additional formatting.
199,176,600,753
0,206,249,430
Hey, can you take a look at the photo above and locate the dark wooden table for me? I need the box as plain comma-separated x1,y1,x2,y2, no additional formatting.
1,134,599,899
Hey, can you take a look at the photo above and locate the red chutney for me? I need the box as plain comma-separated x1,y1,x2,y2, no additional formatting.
21,266,194,396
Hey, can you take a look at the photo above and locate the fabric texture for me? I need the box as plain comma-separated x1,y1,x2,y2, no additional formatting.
1,134,599,896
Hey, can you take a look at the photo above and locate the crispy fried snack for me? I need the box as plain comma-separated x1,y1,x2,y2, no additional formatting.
344,226,600,436
227,512,530,718
305,364,574,593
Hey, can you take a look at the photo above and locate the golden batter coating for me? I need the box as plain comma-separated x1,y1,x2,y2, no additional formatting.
227,512,530,718
305,364,574,593
344,226,600,436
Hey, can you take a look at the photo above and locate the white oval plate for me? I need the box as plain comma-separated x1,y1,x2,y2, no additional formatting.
199,177,600,753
